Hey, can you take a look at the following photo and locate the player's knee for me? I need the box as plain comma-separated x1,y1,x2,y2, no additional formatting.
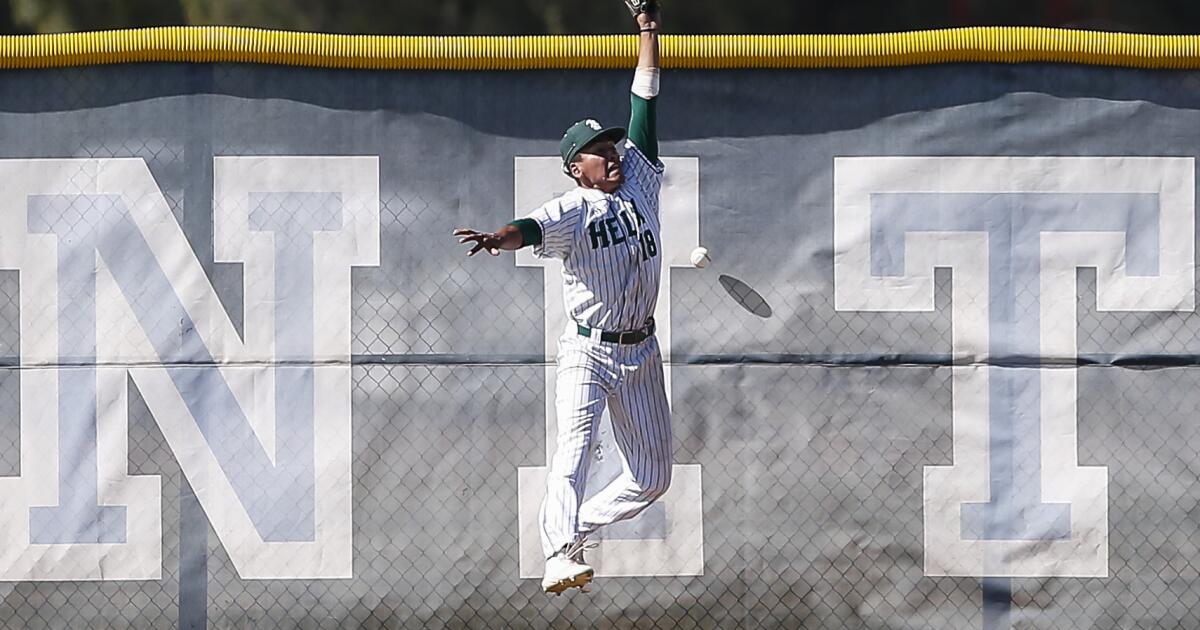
641,465,671,501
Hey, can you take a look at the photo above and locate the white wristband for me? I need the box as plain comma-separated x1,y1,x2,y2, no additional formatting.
631,67,660,99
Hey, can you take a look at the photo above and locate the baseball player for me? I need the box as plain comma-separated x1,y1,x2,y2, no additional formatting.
453,1,667,595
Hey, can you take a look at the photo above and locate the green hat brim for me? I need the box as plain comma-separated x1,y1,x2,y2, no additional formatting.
564,126,626,166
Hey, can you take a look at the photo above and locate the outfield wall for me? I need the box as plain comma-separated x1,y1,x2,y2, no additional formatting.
0,30,1199,629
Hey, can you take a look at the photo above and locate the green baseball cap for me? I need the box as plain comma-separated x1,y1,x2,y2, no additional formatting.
559,119,626,167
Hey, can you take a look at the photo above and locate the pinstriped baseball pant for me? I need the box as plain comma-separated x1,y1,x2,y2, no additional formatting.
539,333,673,559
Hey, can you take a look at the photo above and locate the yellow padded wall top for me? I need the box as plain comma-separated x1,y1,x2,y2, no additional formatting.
1,27,1199,70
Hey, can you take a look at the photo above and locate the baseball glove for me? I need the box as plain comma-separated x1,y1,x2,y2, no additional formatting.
623,0,658,17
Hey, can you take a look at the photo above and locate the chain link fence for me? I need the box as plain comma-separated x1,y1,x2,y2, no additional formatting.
0,63,1197,629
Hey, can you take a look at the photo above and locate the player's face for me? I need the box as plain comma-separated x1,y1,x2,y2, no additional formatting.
571,140,623,192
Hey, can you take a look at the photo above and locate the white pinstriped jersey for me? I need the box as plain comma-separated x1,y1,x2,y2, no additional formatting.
526,141,666,332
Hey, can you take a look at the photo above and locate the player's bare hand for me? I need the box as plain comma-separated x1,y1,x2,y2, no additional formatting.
635,9,659,30
454,228,503,257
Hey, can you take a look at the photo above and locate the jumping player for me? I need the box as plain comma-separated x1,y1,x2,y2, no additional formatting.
453,3,666,595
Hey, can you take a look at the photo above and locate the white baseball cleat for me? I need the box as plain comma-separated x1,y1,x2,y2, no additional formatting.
541,540,596,595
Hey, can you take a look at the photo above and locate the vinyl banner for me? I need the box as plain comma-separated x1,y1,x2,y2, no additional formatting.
0,61,1197,629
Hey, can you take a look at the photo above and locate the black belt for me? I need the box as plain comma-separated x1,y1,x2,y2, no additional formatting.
577,319,656,344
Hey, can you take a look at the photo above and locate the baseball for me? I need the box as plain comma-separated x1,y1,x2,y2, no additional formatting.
690,246,711,268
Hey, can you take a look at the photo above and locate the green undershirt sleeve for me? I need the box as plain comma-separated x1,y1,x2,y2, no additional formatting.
628,93,658,164
508,218,542,247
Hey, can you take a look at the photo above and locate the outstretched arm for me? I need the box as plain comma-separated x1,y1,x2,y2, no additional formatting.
636,9,660,69
628,8,660,163
453,218,541,257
